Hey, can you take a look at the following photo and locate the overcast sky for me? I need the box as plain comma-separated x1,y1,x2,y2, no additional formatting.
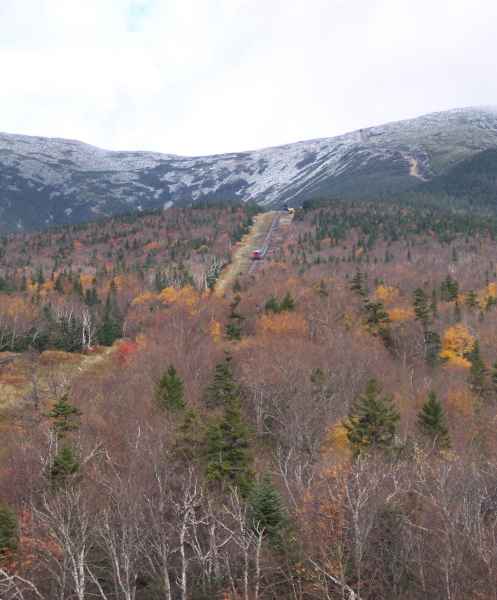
2,0,497,156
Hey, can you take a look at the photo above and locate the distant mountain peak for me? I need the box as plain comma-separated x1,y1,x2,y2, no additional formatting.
1,106,497,232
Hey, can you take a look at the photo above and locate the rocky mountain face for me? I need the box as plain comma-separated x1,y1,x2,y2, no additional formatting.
1,106,497,232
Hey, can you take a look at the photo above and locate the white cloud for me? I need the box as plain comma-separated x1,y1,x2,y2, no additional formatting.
1,0,497,155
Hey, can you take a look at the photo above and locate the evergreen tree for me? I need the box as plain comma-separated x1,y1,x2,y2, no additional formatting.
51,445,80,487
47,395,81,487
279,292,295,312
47,395,82,438
465,290,478,310
0,502,18,555
35,266,45,286
343,379,400,457
73,276,84,297
54,273,64,293
350,271,367,297
205,356,239,408
174,409,204,461
453,301,462,322
440,275,459,302
430,289,439,319
491,361,497,397
265,295,280,313
413,288,430,328
98,280,123,346
424,330,442,367
468,341,487,397
417,391,450,449
205,396,253,495
363,300,390,328
226,322,242,341
155,365,185,411
249,476,288,546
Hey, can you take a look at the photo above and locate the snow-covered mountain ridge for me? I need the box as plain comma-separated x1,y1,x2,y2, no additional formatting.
1,106,497,231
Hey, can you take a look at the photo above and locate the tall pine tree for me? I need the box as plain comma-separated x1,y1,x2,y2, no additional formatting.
417,391,450,449
343,379,400,457
249,475,288,547
155,365,185,411
413,288,430,328
205,356,239,409
0,502,18,555
205,396,253,496
468,341,487,398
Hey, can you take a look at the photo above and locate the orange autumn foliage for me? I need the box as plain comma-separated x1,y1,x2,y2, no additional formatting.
258,312,308,336
374,285,399,305
115,340,139,365
80,273,94,289
144,241,162,252
388,307,415,322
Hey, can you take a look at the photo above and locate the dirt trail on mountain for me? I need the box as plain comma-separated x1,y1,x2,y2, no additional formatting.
214,211,279,297
407,156,427,181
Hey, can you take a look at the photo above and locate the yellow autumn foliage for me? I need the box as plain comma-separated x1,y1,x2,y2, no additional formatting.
210,320,222,343
258,312,308,336
374,285,399,305
131,291,159,306
440,323,475,367
477,282,497,309
321,423,351,461
135,333,148,348
159,285,200,313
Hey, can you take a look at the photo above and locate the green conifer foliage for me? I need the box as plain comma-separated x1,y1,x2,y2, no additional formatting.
98,280,123,346
424,330,442,367
47,395,82,438
47,395,81,486
350,271,367,297
249,476,288,546
155,365,185,411
226,322,242,341
417,391,451,448
465,290,478,310
413,288,430,328
206,397,253,496
0,503,18,555
491,361,497,397
430,289,439,319
440,275,459,302
468,341,487,397
279,292,295,312
174,409,204,461
205,357,239,409
51,446,80,486
265,295,280,313
343,379,400,457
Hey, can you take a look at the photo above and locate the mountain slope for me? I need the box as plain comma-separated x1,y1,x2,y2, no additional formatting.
1,106,497,231
416,147,497,205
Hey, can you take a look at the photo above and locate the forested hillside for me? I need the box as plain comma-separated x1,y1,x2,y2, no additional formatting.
3,200,497,598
